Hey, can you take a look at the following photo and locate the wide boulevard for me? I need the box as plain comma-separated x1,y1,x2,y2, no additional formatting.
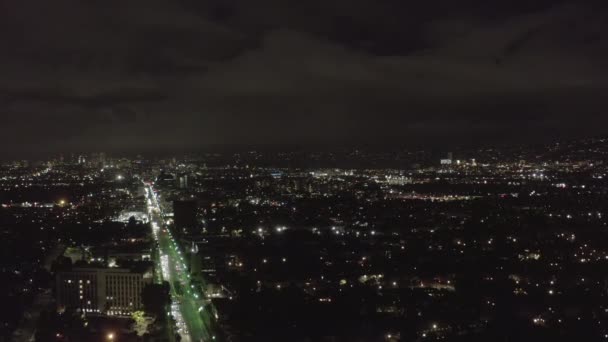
145,183,216,342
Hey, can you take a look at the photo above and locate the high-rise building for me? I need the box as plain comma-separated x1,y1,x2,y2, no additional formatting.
385,175,413,186
56,267,153,316
188,242,202,278
173,200,198,236
178,174,189,189
156,171,175,187
441,152,454,166
91,152,107,167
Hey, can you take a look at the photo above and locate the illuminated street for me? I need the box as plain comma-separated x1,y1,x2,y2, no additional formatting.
146,184,215,342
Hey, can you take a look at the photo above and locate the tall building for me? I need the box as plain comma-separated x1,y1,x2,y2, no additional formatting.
156,171,175,187
189,242,202,278
56,267,153,316
173,200,198,235
441,152,454,166
386,175,413,186
178,174,190,189
91,152,107,167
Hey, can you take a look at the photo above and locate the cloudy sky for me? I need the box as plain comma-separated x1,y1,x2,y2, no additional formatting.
1,0,607,156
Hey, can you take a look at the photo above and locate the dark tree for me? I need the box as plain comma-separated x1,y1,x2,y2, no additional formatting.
142,282,171,318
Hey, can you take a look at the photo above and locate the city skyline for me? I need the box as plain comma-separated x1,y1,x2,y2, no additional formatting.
2,1,608,341
3,138,608,341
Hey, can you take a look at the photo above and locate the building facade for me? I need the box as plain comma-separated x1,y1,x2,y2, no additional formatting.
56,268,152,316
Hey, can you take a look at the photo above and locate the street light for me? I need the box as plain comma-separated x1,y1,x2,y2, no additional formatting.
107,332,115,341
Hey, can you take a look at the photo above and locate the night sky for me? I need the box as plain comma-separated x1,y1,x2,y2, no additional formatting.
1,0,607,156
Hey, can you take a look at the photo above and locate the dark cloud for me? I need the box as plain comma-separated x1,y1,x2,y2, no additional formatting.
0,0,607,156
